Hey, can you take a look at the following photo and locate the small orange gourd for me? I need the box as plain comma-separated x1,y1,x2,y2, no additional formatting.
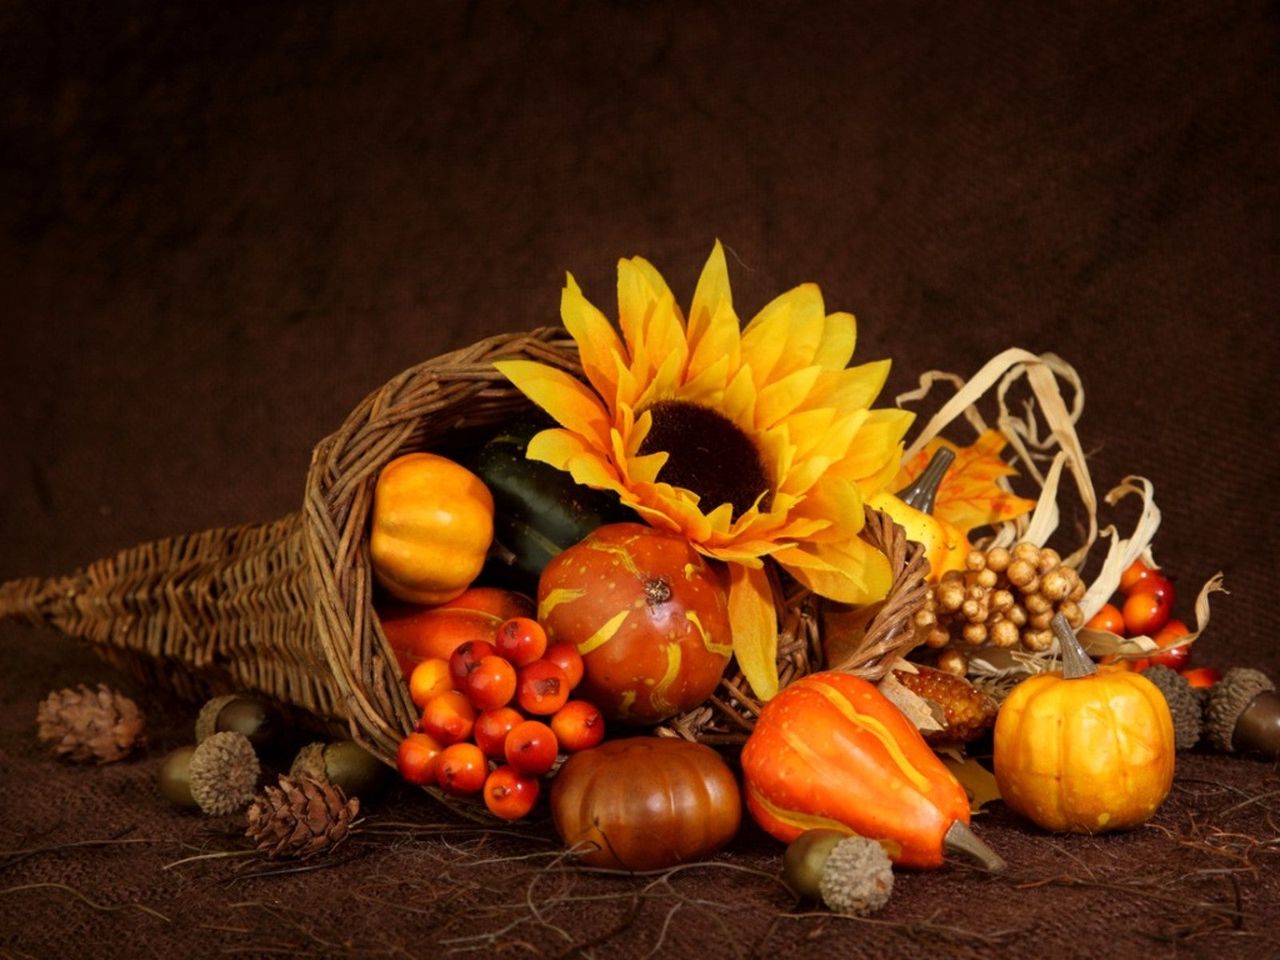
994,614,1176,833
369,453,495,605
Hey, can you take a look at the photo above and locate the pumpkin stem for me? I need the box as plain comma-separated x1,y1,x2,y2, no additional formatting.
897,448,956,515
942,820,1006,872
1052,612,1097,679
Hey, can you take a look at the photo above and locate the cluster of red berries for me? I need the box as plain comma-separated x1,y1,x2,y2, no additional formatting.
395,616,605,820
1087,558,1217,687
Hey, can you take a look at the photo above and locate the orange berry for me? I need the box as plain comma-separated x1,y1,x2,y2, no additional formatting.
504,719,558,777
1085,602,1126,635
550,700,605,752
418,690,476,744
1181,666,1220,689
495,617,548,667
1119,558,1159,595
449,639,498,687
408,657,453,708
435,742,488,795
474,706,525,758
543,642,584,689
1148,619,1191,671
1122,576,1174,636
517,660,569,715
396,732,442,786
483,765,541,820
466,655,517,711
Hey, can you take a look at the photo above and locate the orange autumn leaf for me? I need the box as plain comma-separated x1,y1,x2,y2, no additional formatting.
894,430,1037,536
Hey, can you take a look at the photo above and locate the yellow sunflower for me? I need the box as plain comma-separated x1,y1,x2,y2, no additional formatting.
495,242,913,700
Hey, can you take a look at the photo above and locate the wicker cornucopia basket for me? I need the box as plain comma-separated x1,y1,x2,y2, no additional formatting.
0,327,929,769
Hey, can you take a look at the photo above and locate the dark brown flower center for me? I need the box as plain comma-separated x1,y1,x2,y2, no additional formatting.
637,400,771,519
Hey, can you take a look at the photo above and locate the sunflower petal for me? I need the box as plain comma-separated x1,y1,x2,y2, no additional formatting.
679,351,732,406
526,427,594,469
755,365,822,430
728,564,780,701
813,311,857,369
495,361,611,447
789,475,866,542
803,359,892,413
774,539,892,604
722,364,758,428
840,408,915,482
561,273,625,401
688,266,742,382
742,283,825,385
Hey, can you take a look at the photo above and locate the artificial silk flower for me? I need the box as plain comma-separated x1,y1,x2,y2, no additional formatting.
496,242,912,700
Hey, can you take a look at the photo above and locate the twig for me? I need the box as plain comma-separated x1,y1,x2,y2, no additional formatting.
0,881,171,923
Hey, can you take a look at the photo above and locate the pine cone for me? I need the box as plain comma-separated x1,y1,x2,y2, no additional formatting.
35,684,145,763
245,775,360,859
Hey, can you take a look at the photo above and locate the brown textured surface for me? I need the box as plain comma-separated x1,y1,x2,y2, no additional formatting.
1,1,1278,957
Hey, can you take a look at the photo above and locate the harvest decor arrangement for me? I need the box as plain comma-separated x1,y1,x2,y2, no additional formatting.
3,242,1255,917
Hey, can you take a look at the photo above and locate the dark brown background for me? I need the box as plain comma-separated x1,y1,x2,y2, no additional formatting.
2,2,1278,957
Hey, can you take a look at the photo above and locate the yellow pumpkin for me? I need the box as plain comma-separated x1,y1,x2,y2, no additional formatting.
369,453,494,605
994,614,1175,833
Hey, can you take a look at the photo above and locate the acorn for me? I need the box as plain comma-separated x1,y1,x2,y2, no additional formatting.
289,740,387,798
188,731,261,815
783,829,893,916
158,744,199,808
1142,665,1202,750
1205,668,1280,756
196,694,282,752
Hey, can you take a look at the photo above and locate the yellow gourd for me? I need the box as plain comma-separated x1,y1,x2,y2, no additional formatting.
994,614,1176,833
369,453,494,605
867,448,968,582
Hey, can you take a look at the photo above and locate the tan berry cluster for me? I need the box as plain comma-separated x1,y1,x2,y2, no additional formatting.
914,542,1086,675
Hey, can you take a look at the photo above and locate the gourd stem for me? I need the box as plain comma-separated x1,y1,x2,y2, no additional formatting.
942,820,1006,872
1052,613,1097,679
897,448,956,515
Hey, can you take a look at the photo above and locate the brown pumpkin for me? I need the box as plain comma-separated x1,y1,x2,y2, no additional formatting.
550,737,742,871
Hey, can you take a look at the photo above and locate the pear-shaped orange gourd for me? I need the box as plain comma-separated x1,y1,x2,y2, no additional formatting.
741,670,998,869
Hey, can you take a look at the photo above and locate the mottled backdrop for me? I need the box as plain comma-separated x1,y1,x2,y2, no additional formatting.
1,2,1277,957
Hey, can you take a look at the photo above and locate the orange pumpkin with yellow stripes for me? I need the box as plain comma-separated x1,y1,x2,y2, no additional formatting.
537,523,732,724
741,671,972,869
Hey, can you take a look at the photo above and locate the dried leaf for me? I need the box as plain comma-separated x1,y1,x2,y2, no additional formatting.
895,429,1037,536
877,664,944,733
941,754,1003,813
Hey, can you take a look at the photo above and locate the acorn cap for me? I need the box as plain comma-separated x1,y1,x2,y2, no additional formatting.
1142,665,1202,750
188,731,260,815
783,829,850,900
818,836,894,916
195,695,238,743
1205,668,1276,753
290,741,328,781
